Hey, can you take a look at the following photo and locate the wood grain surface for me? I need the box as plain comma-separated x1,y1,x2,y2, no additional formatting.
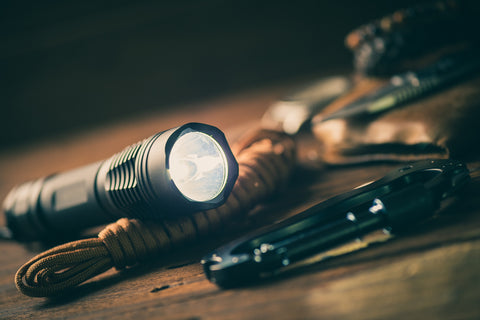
1,86,480,320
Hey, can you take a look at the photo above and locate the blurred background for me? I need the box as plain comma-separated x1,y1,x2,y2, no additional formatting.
0,0,418,151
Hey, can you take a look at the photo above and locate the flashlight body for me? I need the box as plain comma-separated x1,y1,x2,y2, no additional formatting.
3,123,238,241
4,161,107,240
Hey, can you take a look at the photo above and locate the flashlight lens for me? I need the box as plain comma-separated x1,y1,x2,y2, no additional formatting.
168,131,228,202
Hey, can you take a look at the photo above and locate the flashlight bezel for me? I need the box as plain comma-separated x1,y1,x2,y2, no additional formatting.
139,123,238,217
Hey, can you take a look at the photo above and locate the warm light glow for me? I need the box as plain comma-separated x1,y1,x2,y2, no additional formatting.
168,131,228,202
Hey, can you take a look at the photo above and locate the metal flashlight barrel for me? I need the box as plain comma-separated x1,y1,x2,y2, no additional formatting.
3,123,238,241
3,161,108,240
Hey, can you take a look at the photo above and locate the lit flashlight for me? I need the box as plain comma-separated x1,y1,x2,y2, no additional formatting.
2,123,238,241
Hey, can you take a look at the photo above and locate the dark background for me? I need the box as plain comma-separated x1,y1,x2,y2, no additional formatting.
0,0,418,150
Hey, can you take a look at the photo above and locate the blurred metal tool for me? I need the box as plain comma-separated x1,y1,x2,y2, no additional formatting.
262,76,351,134
315,50,480,123
202,159,472,287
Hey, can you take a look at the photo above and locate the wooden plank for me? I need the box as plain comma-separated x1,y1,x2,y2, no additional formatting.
3,237,479,320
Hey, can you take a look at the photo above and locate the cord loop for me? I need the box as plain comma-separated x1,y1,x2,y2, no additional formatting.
15,130,296,297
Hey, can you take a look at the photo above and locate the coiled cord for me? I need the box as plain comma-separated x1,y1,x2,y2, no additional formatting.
15,130,296,297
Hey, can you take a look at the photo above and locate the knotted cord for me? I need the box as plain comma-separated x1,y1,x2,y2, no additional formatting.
15,130,296,297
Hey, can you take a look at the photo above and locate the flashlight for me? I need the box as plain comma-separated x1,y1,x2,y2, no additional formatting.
3,123,238,241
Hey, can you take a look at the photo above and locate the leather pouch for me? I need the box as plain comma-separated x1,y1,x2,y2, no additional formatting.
311,74,480,164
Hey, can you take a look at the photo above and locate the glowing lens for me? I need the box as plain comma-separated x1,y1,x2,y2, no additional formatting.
168,131,228,202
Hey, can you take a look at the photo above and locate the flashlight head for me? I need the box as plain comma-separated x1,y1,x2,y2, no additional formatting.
97,122,238,220
154,123,237,215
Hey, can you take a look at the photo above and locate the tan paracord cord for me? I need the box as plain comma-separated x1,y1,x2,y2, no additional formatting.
15,130,296,297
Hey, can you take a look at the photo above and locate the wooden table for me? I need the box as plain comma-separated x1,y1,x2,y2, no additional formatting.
1,86,480,320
